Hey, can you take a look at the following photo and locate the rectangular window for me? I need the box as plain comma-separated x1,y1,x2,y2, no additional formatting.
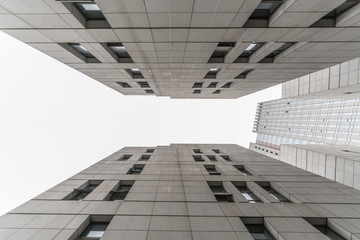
244,0,283,27
116,82,132,88
208,42,235,63
256,182,289,202
241,218,275,240
204,68,220,79
193,90,201,94
204,165,221,175
192,82,203,88
221,82,233,88
64,180,103,201
235,69,254,79
77,216,112,240
145,89,154,94
193,149,202,153
59,43,101,63
221,155,232,161
208,181,234,202
146,149,155,153
106,181,134,201
207,155,217,161
305,218,345,240
126,69,144,79
117,155,132,161
259,42,295,63
233,182,262,203
234,165,252,176
213,90,221,94
139,155,150,161
137,81,150,88
193,155,205,162
127,164,145,174
212,149,220,153
207,82,218,88
104,43,133,63
233,42,264,63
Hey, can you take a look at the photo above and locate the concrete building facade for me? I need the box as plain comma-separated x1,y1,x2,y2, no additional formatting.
1,144,360,240
2,0,360,98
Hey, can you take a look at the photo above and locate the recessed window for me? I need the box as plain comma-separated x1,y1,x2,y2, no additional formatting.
60,43,101,63
106,181,134,201
65,180,103,201
256,182,289,202
221,155,232,161
208,42,235,63
125,69,144,79
207,82,218,88
234,42,265,63
244,0,283,27
127,164,145,174
146,149,155,153
116,82,132,88
193,155,205,162
139,155,150,161
233,182,262,203
235,69,254,79
207,155,217,161
259,42,296,63
117,155,132,161
241,218,275,240
104,43,133,63
193,90,201,94
193,149,202,153
212,90,221,94
212,149,221,153
208,181,234,202
234,165,252,176
78,220,109,239
305,218,345,240
192,82,203,88
221,82,233,88
137,81,150,88
204,68,220,79
204,165,221,175
145,89,154,94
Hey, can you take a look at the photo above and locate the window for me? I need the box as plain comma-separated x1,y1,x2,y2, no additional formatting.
208,181,234,202
207,82,218,88
207,155,217,161
259,42,296,63
193,90,201,94
213,90,221,94
145,89,154,94
126,69,144,79
221,82,233,88
235,69,254,79
117,155,132,161
241,218,275,240
65,180,103,201
106,181,134,201
127,164,145,174
103,43,133,63
212,149,220,153
256,182,289,202
221,155,232,161
139,155,150,161
77,219,110,240
204,165,221,175
208,42,235,63
234,42,264,63
193,149,202,153
146,149,155,153
233,182,262,203
60,43,101,63
204,68,220,79
193,155,205,162
234,165,252,175
116,82,132,88
60,1,110,29
137,81,150,88
244,0,283,27
305,218,345,240
192,82,203,88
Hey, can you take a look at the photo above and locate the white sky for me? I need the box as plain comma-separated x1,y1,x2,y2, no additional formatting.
0,31,281,216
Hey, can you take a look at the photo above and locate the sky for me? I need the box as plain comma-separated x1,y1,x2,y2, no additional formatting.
0,31,281,216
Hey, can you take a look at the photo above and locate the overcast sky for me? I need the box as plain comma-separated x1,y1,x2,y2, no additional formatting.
0,31,281,215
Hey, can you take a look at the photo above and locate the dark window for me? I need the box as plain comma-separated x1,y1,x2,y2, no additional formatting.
127,164,145,174
207,155,217,161
235,69,254,79
242,219,275,240
146,149,155,153
213,90,221,94
193,149,203,153
116,82,131,88
208,182,234,202
221,82,233,88
234,165,252,176
74,3,105,20
193,90,201,94
234,42,264,63
126,69,144,79
105,43,133,63
78,221,109,239
234,184,262,203
208,42,235,63
145,89,154,94
212,149,220,153
137,81,150,88
215,194,234,202
192,82,203,88
204,68,220,79
259,183,289,202
69,43,95,58
259,42,296,63
221,155,232,161
314,226,345,240
139,155,150,161
117,155,132,161
61,43,101,63
107,181,134,201
244,0,283,27
207,82,218,88
193,155,205,162
66,180,103,201
204,165,221,175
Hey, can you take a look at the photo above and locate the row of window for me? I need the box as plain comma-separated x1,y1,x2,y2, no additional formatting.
193,154,232,162
77,216,345,240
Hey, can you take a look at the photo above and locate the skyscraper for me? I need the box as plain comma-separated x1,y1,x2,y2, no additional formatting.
1,144,360,240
